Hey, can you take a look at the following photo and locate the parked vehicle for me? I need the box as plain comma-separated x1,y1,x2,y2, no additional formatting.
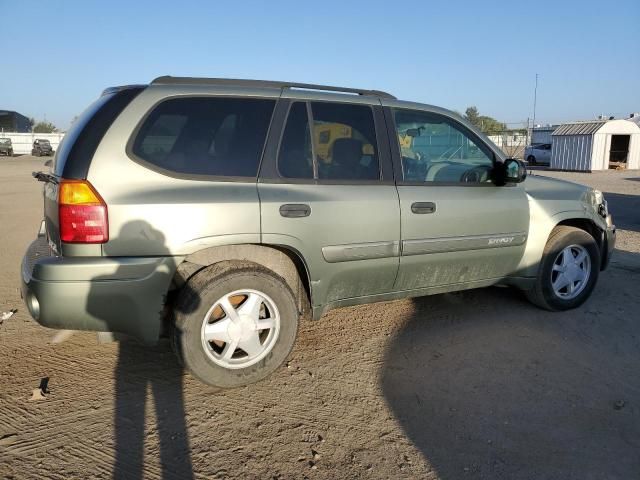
22,77,616,388
525,143,552,165
0,138,13,156
32,139,54,156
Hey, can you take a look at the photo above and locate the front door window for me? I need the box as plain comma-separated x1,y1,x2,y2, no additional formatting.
393,109,494,184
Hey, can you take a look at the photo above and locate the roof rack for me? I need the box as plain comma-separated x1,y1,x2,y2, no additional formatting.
151,76,396,100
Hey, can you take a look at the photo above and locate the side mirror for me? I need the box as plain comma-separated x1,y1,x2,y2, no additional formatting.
493,158,527,186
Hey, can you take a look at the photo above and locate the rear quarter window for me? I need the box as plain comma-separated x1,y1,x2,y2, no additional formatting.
55,88,144,178
130,97,275,178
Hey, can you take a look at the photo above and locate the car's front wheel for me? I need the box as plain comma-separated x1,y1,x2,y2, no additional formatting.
526,226,600,311
172,261,299,388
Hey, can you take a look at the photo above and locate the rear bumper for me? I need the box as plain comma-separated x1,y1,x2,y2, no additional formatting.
21,236,180,343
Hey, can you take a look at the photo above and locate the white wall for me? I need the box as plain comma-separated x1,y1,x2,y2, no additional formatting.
487,133,528,148
591,133,608,170
0,132,65,155
596,120,640,170
628,134,640,169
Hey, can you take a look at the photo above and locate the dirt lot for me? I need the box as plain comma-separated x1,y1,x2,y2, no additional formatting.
1,157,639,479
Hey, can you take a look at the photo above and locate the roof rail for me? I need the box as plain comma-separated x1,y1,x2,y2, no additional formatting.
151,76,396,100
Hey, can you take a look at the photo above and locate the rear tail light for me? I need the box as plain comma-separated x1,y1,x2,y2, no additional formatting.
58,179,108,243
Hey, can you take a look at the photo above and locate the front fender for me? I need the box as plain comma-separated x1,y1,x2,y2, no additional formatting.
514,197,604,278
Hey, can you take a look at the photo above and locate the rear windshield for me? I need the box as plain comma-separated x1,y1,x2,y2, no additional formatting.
38,139,51,144
0,138,10,144
54,87,143,178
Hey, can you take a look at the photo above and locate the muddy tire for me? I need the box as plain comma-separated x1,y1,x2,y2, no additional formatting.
526,226,600,311
172,261,299,388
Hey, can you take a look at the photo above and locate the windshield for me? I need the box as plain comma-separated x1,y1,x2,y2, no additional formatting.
39,140,51,145
0,138,10,145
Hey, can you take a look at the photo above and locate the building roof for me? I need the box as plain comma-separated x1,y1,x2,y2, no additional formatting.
628,116,640,127
552,121,606,136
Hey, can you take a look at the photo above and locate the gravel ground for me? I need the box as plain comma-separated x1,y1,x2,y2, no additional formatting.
1,157,639,479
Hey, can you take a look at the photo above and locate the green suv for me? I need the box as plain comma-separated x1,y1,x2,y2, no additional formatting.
21,77,616,387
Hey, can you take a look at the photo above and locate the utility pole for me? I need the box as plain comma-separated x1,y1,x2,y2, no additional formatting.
532,73,539,129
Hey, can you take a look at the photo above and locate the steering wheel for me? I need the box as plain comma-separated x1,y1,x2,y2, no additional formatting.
461,165,491,183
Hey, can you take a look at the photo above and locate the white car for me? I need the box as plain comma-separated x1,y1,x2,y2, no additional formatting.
525,143,552,165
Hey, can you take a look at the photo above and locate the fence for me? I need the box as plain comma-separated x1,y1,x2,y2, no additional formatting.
0,132,66,155
487,132,528,159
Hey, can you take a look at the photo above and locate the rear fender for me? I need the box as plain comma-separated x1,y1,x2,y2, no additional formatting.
177,244,311,314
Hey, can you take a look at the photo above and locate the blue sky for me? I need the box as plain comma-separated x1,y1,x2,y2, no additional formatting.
1,0,638,130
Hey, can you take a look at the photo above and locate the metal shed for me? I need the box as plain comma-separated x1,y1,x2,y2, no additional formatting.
551,119,640,171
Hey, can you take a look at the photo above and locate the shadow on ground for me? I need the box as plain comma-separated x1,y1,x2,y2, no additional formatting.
382,253,640,479
603,192,640,232
113,341,193,479
86,221,196,480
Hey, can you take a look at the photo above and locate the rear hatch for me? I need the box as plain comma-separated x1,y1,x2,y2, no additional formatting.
39,87,144,255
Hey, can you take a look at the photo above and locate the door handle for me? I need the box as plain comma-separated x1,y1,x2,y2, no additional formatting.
411,202,436,214
279,203,311,218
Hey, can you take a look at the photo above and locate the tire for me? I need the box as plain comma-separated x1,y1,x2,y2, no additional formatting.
527,155,536,165
525,226,600,311
172,261,299,388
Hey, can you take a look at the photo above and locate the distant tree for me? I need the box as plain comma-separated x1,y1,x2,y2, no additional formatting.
28,117,35,132
33,121,58,133
464,106,480,125
464,106,506,135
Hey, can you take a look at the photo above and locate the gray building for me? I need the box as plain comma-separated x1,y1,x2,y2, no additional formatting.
0,110,31,133
627,112,640,127
531,125,558,145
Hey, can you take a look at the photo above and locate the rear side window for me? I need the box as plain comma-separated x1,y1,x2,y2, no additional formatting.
278,101,380,181
132,97,275,178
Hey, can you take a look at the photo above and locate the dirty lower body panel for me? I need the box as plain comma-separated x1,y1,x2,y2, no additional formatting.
21,236,180,343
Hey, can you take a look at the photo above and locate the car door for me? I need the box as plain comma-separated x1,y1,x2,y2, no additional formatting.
541,144,552,163
384,106,530,291
258,97,400,308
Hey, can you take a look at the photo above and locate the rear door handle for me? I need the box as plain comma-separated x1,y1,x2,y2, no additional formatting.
411,202,436,214
279,203,311,218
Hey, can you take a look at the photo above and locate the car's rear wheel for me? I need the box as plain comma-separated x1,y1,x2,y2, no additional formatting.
527,155,536,165
526,226,600,311
172,261,299,388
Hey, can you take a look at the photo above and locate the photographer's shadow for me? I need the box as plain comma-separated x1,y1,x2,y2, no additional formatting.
382,275,640,479
86,220,197,479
